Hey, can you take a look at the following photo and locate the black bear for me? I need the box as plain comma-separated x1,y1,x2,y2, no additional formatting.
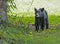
34,8,49,32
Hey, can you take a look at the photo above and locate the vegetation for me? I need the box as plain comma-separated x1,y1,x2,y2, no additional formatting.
0,0,60,44
0,14,60,44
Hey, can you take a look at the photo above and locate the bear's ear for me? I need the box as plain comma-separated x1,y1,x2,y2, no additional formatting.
34,8,37,12
41,8,44,11
42,8,44,10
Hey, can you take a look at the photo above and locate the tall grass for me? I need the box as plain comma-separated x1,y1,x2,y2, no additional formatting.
0,12,60,44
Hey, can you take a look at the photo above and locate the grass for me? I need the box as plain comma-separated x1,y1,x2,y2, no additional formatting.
0,14,60,44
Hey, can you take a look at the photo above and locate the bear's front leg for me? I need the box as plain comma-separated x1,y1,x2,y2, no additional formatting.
35,17,40,32
35,23,39,32
41,24,45,30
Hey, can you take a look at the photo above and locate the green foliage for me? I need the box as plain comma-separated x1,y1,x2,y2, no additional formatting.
0,14,60,44
3,0,60,44
6,0,17,12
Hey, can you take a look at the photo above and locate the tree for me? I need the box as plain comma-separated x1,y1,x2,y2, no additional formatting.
0,0,7,25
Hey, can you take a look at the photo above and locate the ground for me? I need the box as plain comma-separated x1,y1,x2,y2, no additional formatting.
0,15,60,44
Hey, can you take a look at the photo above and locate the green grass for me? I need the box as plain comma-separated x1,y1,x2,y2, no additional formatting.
0,15,60,44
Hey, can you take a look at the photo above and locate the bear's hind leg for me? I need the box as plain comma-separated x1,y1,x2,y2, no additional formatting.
46,19,49,29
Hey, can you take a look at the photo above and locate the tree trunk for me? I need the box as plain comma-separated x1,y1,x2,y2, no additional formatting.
0,0,8,25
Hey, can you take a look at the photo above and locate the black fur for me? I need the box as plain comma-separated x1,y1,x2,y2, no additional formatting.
34,8,49,32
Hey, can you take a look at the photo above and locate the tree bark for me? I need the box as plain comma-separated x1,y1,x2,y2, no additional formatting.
0,0,8,25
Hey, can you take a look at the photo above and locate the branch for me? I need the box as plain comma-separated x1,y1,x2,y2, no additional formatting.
27,0,34,12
